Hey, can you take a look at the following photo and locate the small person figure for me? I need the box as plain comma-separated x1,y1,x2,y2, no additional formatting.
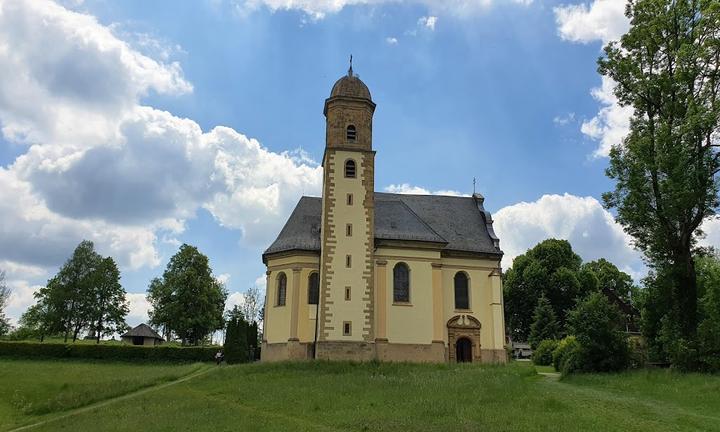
215,349,224,365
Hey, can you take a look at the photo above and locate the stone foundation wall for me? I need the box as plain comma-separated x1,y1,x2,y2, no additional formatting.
376,340,446,363
480,349,508,364
262,341,507,364
315,341,376,361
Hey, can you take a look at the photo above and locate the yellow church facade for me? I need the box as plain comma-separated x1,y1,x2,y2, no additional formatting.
261,66,507,363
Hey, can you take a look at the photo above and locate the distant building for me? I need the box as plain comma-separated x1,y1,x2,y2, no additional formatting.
121,323,164,346
512,342,532,360
261,64,506,364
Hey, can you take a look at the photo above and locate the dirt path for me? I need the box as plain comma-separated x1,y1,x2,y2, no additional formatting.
7,366,216,432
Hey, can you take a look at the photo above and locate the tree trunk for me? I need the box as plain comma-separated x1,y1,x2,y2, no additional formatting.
96,320,102,344
676,246,698,339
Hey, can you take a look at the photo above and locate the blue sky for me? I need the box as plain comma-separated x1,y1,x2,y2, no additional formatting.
3,0,713,326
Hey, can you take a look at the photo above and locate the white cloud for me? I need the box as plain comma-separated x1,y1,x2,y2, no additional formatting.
386,36,399,45
217,273,231,285
384,183,465,196
580,77,633,158
493,194,645,277
233,0,532,20
554,0,631,157
0,0,322,278
418,15,437,31
126,292,151,325
554,0,628,45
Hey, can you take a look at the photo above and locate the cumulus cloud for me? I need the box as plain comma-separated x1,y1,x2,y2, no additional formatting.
386,37,399,45
554,0,628,45
554,0,631,157
0,0,321,259
233,0,532,20
0,0,322,324
384,183,465,196
493,194,645,278
580,77,633,158
126,292,151,325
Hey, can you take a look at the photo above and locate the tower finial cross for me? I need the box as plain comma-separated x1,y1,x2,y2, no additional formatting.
348,54,353,77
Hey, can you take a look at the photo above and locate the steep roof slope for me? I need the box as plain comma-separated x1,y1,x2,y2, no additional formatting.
263,193,502,262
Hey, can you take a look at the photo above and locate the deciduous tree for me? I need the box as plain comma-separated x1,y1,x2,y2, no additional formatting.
148,244,227,345
600,0,720,343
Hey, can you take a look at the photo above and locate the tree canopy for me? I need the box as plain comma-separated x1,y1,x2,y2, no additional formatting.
27,241,129,342
600,0,720,342
147,244,227,345
504,239,593,340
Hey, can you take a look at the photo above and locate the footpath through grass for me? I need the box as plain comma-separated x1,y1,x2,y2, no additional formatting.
2,360,716,432
0,358,204,430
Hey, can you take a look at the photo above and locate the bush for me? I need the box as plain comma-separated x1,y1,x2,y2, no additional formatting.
553,336,579,373
567,292,630,373
532,339,558,366
0,341,216,362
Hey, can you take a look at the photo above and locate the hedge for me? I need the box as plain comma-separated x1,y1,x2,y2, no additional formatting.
0,341,217,362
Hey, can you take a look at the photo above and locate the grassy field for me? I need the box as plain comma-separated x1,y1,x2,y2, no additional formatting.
0,359,718,432
0,359,206,430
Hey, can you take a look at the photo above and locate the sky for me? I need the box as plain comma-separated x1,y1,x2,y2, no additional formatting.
2,0,719,327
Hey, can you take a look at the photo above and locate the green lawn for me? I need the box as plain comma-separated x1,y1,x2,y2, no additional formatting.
0,359,718,431
0,359,205,430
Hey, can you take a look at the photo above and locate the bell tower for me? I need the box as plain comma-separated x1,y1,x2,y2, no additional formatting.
317,61,377,359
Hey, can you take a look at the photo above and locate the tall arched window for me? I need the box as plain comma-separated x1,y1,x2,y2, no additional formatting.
454,272,469,310
346,125,356,142
344,159,356,178
308,272,319,305
276,272,287,306
393,263,410,303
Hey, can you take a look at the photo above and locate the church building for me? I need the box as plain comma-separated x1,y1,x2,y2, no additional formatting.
261,65,506,363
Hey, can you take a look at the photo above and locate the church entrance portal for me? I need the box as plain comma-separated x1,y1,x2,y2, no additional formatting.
456,337,473,362
447,314,481,363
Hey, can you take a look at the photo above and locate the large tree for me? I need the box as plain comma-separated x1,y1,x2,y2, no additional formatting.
147,244,227,345
600,0,720,341
88,258,129,343
30,241,129,342
504,239,595,340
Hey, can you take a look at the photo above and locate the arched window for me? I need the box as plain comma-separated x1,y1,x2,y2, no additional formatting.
344,159,356,178
454,272,469,310
346,125,356,142
308,272,319,305
393,263,410,303
276,272,287,306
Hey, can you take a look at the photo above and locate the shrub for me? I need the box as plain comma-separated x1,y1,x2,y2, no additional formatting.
532,339,558,366
552,336,579,373
0,341,216,362
567,292,630,373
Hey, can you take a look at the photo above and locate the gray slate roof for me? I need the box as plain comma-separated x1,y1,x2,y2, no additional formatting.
121,323,163,340
263,193,502,261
